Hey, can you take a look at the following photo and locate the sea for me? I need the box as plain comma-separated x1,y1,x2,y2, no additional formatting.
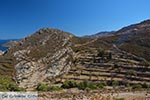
0,40,10,51
0,46,9,51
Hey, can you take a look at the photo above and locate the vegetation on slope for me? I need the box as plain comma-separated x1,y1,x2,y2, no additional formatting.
0,75,25,91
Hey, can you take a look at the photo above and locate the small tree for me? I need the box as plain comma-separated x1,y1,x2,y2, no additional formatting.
142,82,150,89
112,80,119,88
108,52,112,59
113,64,119,69
126,70,137,78
132,84,142,90
97,49,105,58
144,61,150,67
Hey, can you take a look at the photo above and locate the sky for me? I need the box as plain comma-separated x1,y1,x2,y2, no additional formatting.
0,0,150,39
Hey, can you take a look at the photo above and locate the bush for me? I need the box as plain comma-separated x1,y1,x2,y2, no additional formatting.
61,80,78,89
115,98,124,100
0,75,26,91
97,82,107,88
142,83,150,88
97,49,105,57
126,70,137,77
8,83,26,91
101,81,107,86
61,80,106,90
132,84,142,90
112,80,119,87
36,83,62,91
78,80,97,90
36,83,48,91
47,86,62,91
114,64,119,68
97,83,104,89
144,61,150,67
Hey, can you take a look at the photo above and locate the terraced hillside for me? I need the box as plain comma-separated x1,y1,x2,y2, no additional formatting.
0,56,15,76
47,34,149,88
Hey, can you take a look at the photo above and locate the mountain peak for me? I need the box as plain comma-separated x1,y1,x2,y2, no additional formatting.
34,28,74,37
139,19,150,24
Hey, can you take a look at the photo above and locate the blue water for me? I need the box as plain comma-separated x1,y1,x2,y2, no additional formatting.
0,40,10,51
0,46,9,51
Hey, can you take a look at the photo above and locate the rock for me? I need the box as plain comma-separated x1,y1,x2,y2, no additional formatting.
7,28,74,89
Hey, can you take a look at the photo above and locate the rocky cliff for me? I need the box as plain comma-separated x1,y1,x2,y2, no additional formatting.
6,28,74,88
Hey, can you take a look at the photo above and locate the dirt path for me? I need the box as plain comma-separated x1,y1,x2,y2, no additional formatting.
37,89,150,100
74,38,98,47
113,44,147,62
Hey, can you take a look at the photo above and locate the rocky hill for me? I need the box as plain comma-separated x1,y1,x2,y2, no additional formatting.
2,28,74,89
0,20,150,93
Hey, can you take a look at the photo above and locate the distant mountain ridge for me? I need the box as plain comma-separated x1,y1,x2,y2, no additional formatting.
83,31,115,38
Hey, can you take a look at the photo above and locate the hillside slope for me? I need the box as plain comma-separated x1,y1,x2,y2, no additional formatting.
3,28,74,89
100,20,150,61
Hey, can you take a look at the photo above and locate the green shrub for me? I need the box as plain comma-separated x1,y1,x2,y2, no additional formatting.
97,49,105,57
47,86,62,91
97,84,104,89
115,98,124,100
97,82,107,88
142,83,150,88
61,80,106,90
132,84,142,90
0,75,25,91
114,64,119,68
36,83,62,91
8,83,26,91
78,80,97,90
144,61,150,67
126,70,137,77
100,81,107,86
61,80,78,89
36,83,48,91
112,80,119,87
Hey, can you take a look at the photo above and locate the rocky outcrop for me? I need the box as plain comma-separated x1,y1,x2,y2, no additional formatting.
9,28,74,88
0,50,3,55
